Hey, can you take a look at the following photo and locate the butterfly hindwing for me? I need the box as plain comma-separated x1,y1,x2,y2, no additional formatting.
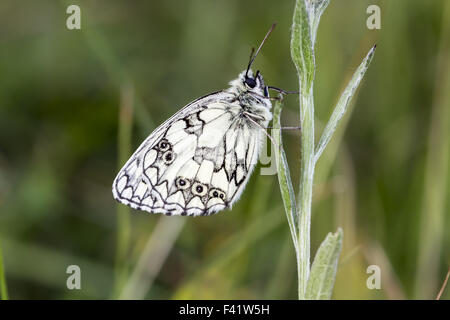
112,91,264,216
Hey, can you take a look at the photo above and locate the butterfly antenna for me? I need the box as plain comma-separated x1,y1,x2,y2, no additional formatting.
248,47,255,63
246,22,277,77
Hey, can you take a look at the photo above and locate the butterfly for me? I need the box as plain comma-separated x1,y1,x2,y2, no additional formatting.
112,23,288,217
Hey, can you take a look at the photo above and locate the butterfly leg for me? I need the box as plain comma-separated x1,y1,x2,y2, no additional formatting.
243,112,277,147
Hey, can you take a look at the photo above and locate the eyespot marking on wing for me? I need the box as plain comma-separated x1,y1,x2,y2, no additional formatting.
112,88,270,216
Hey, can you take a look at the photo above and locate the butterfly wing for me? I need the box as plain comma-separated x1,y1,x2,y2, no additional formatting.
112,91,264,216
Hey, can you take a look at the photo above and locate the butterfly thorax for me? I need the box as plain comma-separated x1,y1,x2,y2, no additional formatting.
226,70,273,125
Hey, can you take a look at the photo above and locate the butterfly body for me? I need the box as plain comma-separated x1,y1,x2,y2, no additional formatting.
112,70,272,216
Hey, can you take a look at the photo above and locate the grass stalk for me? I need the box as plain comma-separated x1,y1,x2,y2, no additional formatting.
436,268,450,300
174,206,284,298
414,0,450,299
113,83,134,298
0,241,9,300
119,217,185,300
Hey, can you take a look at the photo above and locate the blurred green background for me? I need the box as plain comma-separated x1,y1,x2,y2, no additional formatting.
0,0,449,299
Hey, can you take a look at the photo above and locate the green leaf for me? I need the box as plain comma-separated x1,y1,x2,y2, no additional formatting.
315,45,376,162
306,0,330,46
305,228,343,300
0,242,9,300
273,98,299,253
291,0,315,92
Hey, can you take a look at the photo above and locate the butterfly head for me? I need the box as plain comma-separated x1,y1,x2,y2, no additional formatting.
227,69,268,99
240,23,276,98
229,24,276,98
242,69,269,97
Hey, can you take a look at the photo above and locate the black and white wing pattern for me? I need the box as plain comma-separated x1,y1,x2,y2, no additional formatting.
112,91,265,216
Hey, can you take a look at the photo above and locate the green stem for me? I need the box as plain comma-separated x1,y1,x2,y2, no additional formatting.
289,0,373,300
291,0,316,300
414,0,450,298
113,83,134,298
0,242,9,300
297,88,315,299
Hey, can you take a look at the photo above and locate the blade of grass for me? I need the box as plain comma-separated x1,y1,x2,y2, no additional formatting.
314,45,376,163
414,0,450,299
113,83,134,298
436,267,450,300
363,240,407,300
119,217,185,300
174,206,284,298
0,241,9,300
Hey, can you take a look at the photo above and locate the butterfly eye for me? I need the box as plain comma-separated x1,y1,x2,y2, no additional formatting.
192,182,207,196
162,150,175,164
158,139,171,151
244,77,257,89
176,177,190,190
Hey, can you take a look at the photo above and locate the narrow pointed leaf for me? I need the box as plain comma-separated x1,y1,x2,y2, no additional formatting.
306,0,330,46
315,45,376,163
291,0,315,92
273,98,298,252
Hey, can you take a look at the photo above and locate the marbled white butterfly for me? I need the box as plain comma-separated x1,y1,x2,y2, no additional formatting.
112,24,289,216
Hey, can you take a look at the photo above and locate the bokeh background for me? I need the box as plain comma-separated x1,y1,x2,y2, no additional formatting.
0,0,449,299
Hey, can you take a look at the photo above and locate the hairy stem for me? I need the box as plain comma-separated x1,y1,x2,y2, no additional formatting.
297,89,315,299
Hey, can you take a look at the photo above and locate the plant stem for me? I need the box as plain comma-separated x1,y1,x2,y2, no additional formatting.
291,0,316,299
414,0,450,298
297,88,315,299
0,242,9,300
114,83,134,298
288,0,374,300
